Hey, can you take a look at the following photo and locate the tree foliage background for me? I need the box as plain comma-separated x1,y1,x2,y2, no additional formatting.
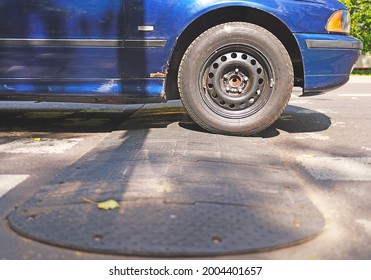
340,0,371,53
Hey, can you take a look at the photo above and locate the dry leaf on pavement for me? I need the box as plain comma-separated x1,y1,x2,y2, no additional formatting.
82,197,120,210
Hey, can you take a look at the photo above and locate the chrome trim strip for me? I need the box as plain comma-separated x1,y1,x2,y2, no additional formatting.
0,39,166,48
138,26,155,32
0,39,124,47
306,39,363,50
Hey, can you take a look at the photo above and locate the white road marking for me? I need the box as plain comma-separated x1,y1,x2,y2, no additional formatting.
362,146,371,152
331,121,347,128
0,138,83,154
0,175,29,198
294,133,331,141
297,156,371,181
338,94,371,97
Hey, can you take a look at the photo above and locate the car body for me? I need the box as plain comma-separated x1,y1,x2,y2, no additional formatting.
0,0,362,135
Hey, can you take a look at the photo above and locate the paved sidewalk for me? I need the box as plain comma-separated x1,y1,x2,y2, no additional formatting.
348,75,371,83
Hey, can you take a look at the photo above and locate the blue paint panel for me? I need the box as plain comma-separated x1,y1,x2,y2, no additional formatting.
1,78,164,98
0,0,124,39
0,0,124,82
124,0,345,39
295,34,361,91
0,47,122,78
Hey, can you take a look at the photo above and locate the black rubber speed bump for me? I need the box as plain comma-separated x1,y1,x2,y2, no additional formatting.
8,106,325,256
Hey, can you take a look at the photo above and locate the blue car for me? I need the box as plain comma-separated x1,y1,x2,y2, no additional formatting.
0,0,362,135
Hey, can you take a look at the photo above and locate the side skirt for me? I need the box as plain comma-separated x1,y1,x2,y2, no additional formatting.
0,78,167,104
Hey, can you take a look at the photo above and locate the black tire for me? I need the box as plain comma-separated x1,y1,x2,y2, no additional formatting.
178,22,293,135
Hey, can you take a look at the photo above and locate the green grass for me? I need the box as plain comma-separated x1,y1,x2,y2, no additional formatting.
352,69,371,75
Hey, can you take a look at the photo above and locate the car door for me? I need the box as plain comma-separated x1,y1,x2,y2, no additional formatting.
0,0,124,93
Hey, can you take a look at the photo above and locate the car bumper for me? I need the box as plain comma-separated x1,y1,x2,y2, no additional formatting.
295,34,363,93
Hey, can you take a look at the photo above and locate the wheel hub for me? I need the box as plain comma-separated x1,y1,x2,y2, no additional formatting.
205,51,271,113
223,68,249,96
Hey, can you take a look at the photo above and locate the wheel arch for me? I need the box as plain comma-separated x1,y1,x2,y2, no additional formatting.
165,6,303,100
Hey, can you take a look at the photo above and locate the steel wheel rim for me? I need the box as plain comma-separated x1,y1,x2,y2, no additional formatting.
200,45,275,119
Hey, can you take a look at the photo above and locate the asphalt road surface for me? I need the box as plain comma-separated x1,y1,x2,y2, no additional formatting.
0,76,370,259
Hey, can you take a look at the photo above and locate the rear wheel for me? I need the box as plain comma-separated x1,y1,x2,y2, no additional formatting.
178,22,293,135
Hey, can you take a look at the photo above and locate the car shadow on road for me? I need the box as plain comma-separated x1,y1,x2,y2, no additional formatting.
0,102,331,137
179,104,332,138
0,103,143,133
273,105,332,134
